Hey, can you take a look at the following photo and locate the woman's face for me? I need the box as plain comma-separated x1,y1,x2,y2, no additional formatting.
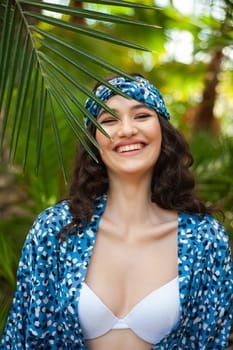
95,95,162,178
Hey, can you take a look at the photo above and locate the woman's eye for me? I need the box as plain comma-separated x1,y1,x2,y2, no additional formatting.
135,114,152,119
100,117,117,124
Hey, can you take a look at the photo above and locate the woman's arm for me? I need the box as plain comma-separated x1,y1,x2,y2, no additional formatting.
194,219,233,349
0,202,71,349
0,230,34,349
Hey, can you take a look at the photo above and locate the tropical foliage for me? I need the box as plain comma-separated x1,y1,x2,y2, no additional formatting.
0,0,233,338
0,0,160,177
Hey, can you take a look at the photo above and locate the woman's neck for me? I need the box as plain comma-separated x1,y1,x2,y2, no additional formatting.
105,174,155,225
101,174,177,242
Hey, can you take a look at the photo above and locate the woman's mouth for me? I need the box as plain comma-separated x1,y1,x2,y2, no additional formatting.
116,143,145,153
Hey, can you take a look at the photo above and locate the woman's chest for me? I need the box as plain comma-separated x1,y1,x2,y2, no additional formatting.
84,227,178,317
56,212,198,345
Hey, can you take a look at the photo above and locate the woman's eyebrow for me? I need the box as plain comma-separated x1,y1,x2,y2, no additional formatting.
98,108,118,118
130,103,153,111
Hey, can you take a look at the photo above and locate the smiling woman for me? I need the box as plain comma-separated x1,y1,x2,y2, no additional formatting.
1,74,232,350
95,96,162,178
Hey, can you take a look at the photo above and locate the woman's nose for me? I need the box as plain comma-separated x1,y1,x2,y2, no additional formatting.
117,119,138,138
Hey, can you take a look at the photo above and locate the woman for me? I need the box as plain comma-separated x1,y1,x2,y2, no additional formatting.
1,74,232,350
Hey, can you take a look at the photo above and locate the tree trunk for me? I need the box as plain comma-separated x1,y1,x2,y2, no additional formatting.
69,0,85,25
192,49,223,133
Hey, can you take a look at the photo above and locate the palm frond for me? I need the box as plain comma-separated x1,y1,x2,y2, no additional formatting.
21,0,160,28
0,0,159,174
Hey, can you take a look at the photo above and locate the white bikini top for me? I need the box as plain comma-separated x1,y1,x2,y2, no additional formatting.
78,277,180,344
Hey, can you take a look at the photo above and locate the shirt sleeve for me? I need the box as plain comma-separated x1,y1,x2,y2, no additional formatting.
194,219,233,349
0,203,69,350
0,230,34,349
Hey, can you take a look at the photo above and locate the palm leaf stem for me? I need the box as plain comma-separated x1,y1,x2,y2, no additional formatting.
35,79,46,175
0,0,17,107
9,34,30,159
32,26,138,91
0,14,24,151
40,60,99,149
36,37,128,121
12,50,35,161
47,92,67,182
34,31,133,95
38,51,122,125
0,0,12,82
46,81,98,162
42,61,109,138
18,0,160,28
23,63,39,169
64,0,158,10
26,12,150,51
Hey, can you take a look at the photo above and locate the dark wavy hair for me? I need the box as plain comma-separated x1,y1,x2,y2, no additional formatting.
61,74,215,237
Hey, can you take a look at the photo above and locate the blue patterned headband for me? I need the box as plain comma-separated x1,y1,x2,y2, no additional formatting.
84,75,170,126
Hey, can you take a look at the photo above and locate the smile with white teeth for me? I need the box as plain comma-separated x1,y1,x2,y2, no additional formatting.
116,143,144,153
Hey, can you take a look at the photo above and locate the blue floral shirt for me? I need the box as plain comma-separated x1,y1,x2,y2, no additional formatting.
1,195,233,349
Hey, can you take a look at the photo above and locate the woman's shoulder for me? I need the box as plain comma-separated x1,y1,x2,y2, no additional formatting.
178,213,232,275
34,199,72,226
28,200,73,243
179,212,229,246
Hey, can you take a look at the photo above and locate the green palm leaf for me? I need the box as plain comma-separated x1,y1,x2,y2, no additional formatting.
0,0,158,175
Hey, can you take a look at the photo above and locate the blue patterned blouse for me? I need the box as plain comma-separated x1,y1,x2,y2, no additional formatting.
1,195,233,349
